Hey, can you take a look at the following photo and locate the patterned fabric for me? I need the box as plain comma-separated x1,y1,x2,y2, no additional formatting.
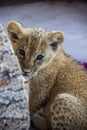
0,23,30,130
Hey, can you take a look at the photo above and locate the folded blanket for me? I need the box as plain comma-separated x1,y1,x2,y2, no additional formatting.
0,23,30,130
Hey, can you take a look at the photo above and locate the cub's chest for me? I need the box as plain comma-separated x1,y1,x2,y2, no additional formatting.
31,69,56,88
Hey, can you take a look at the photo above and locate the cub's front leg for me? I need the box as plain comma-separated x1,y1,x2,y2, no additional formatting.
50,93,85,130
30,112,49,130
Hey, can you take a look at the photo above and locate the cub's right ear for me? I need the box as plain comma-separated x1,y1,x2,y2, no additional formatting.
7,21,24,43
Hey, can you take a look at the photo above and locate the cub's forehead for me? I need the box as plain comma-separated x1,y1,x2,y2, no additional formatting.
26,28,46,44
25,28,47,51
27,28,46,40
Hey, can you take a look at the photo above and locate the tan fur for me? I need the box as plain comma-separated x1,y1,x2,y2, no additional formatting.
7,21,87,130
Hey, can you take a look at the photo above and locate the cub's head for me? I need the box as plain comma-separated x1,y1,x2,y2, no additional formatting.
7,21,64,78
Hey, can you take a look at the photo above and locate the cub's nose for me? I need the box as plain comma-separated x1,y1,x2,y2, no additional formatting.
22,68,30,73
22,69,31,76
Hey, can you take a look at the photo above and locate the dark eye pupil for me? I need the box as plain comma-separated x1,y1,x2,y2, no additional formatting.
36,55,44,61
19,49,25,56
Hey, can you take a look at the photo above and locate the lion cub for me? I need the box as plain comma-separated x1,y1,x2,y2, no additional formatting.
7,21,87,130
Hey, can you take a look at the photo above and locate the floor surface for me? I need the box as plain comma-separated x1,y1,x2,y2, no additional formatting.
0,1,87,61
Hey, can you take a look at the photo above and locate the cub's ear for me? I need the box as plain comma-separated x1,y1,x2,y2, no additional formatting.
47,31,64,50
7,21,24,42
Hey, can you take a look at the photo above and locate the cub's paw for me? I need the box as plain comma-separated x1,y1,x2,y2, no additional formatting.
31,114,49,130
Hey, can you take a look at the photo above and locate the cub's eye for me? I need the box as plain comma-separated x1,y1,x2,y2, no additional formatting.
36,54,44,61
19,49,25,56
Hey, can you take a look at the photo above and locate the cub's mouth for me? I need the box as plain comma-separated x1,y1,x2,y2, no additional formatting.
22,70,32,80
22,66,39,79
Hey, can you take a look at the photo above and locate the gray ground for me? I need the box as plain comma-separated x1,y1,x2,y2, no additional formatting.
0,1,87,62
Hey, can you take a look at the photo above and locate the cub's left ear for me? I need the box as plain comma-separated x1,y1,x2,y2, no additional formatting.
7,21,24,43
48,31,64,50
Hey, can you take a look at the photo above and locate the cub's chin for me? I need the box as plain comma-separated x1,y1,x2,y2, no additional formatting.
22,70,38,80
22,75,31,80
